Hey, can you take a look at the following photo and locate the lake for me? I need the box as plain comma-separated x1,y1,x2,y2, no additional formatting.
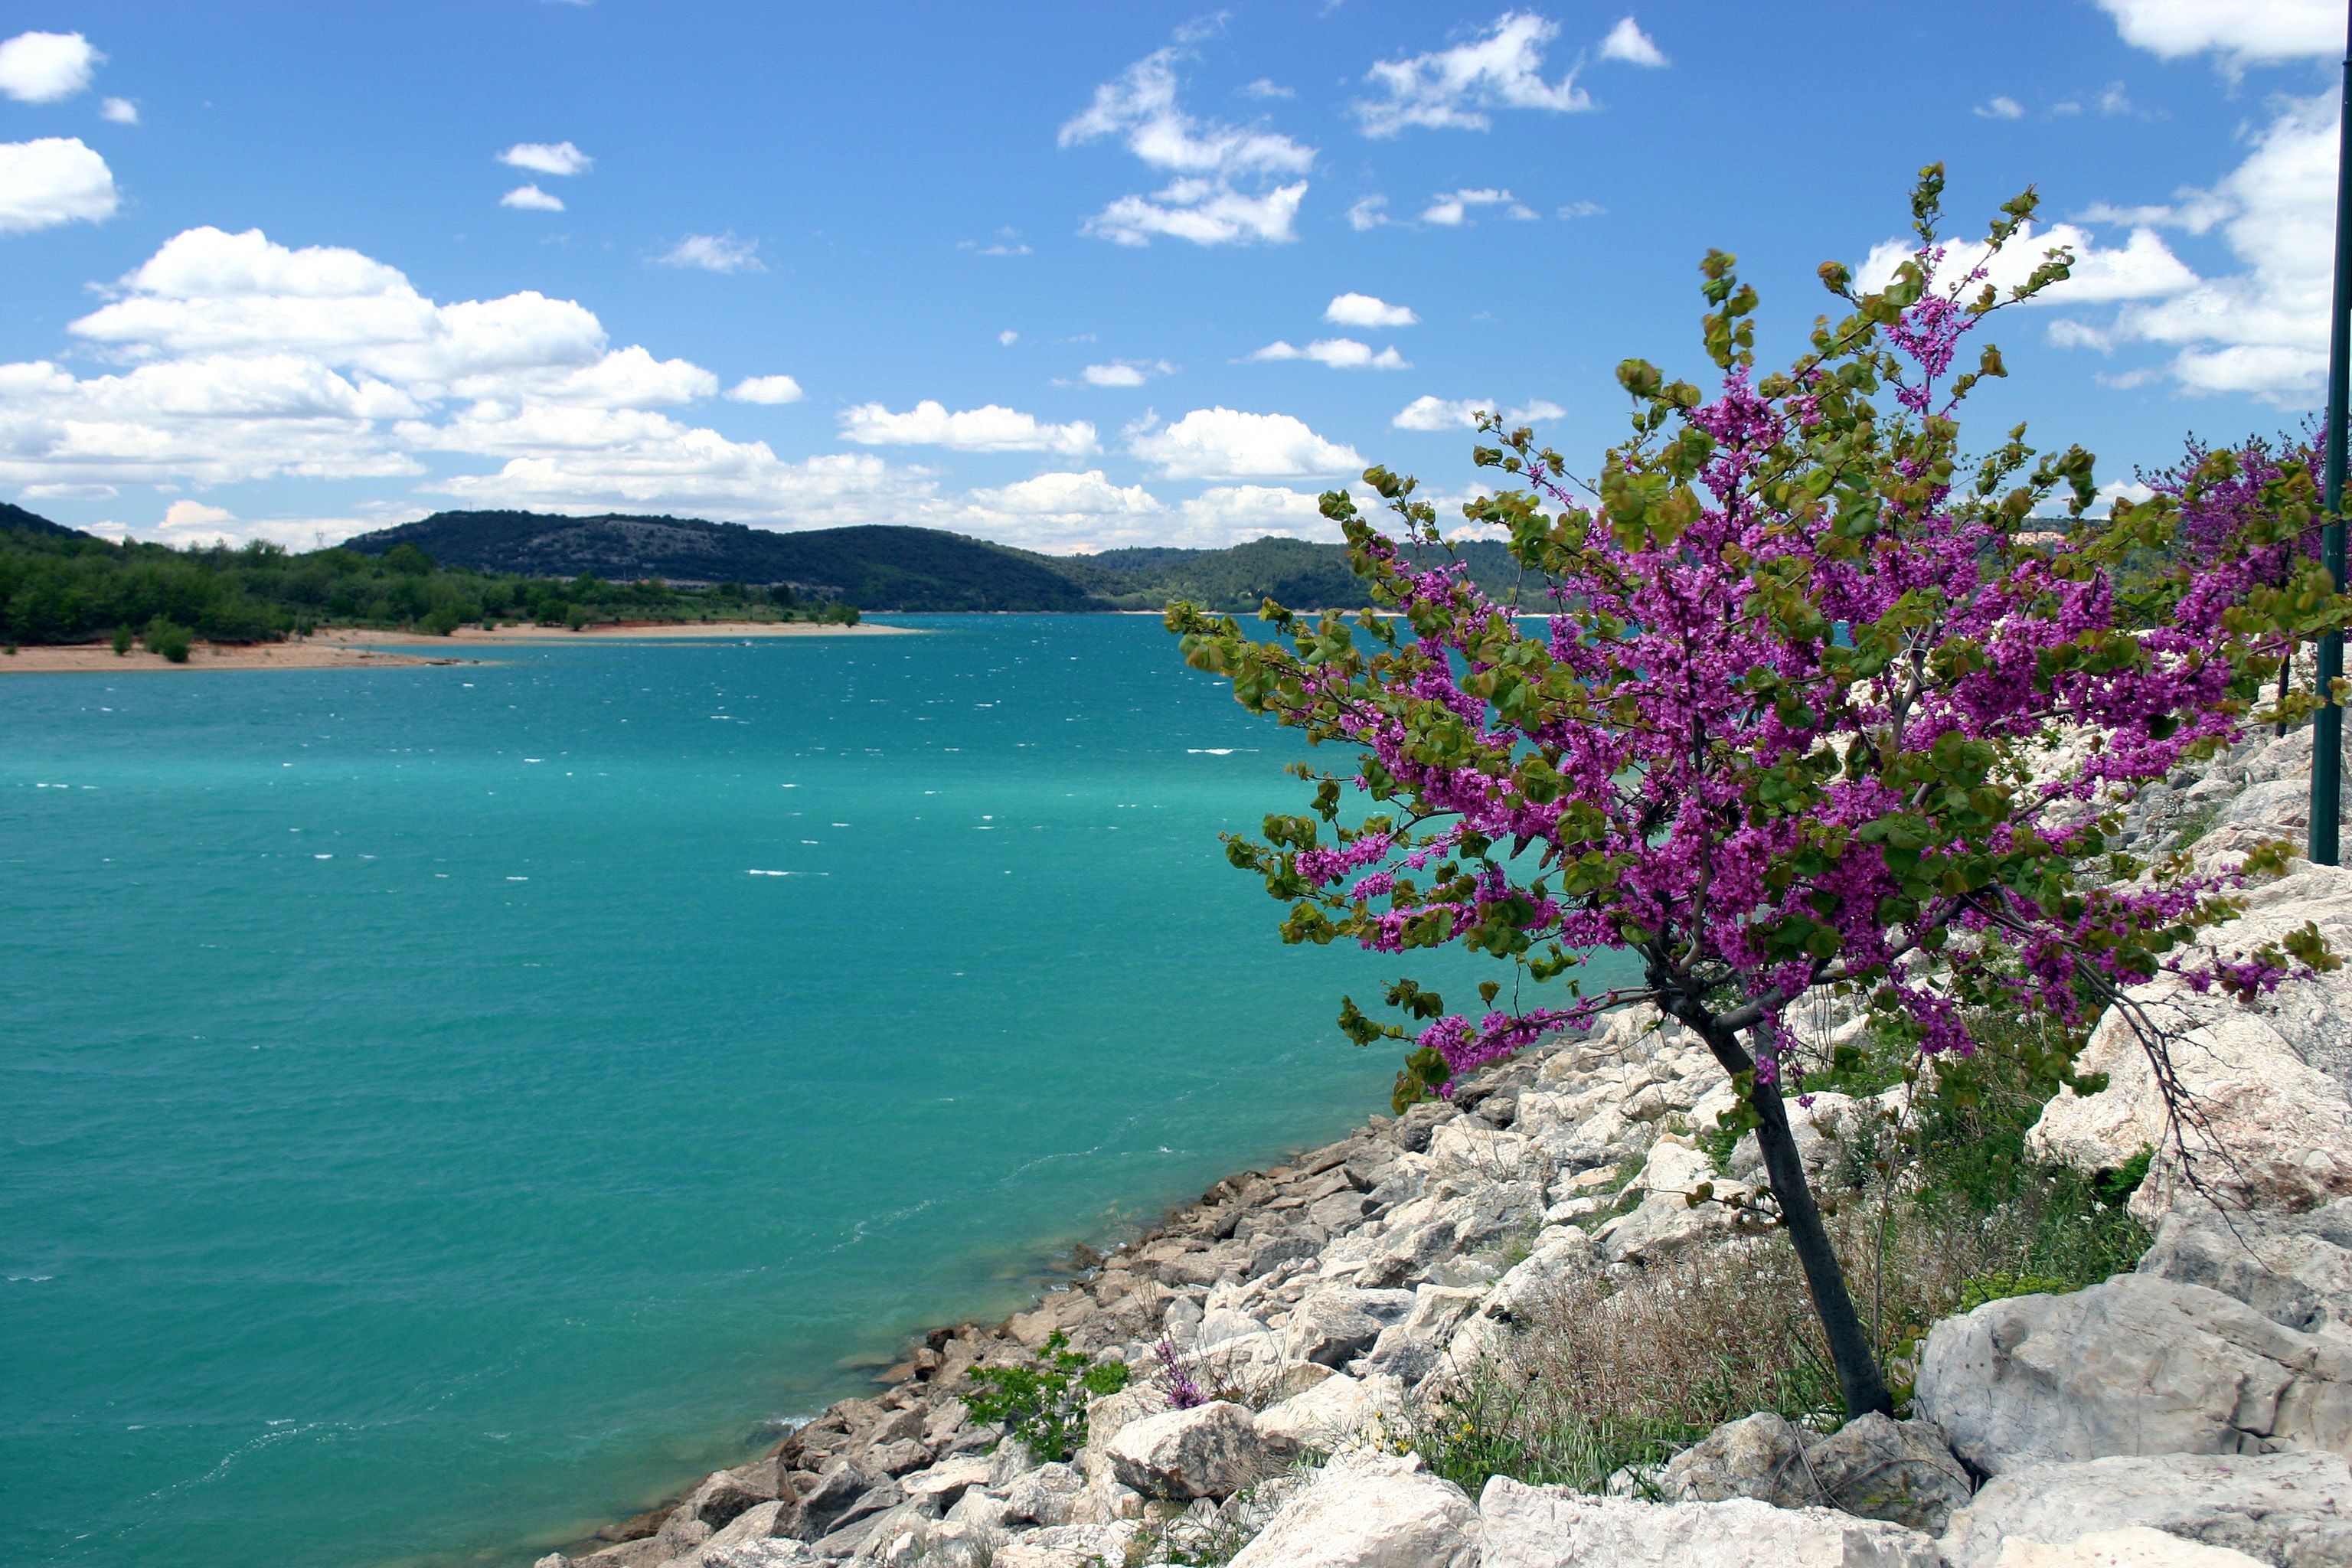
0,614,1545,1567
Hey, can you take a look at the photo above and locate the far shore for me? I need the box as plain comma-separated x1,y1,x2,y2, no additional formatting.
2,619,921,674
314,619,921,645
0,641,475,675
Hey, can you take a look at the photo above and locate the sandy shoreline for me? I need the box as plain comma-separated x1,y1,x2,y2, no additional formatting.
315,619,920,645
0,642,474,674
1,620,917,674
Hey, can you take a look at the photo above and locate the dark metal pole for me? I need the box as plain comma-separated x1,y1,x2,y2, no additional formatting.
2312,9,2352,866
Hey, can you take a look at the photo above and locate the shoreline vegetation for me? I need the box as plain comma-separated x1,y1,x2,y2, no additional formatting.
0,620,914,675
0,504,871,659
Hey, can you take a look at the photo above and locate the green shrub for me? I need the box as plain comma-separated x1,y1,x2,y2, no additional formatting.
564,604,590,631
111,625,133,655
144,617,193,663
1954,1273,2072,1314
421,606,463,637
959,1331,1130,1462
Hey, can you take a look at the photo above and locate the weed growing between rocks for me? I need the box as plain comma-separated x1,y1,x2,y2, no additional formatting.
957,1332,1129,1462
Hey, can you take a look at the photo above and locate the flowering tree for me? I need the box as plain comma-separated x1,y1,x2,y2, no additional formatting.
1167,168,2348,1419
2135,426,2323,717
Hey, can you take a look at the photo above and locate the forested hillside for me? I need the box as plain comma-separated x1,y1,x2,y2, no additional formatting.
2,500,1541,645
0,510,848,645
351,509,1531,613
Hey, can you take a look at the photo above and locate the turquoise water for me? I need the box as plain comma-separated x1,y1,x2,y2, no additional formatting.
0,616,1531,1568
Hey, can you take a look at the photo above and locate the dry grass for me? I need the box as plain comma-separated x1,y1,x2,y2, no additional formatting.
1404,1160,2148,1498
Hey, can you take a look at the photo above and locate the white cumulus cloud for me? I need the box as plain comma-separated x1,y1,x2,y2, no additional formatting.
1348,194,1391,230
1422,188,1535,226
498,140,593,177
727,374,804,404
1129,407,1361,479
501,184,564,212
838,400,1098,455
1250,338,1410,371
962,469,1165,548
1393,394,1492,430
1063,44,1314,247
2093,0,2339,65
1082,360,1174,387
1171,485,1336,547
1355,12,1594,137
655,234,764,273
0,224,833,518
1977,96,2026,119
0,137,117,232
0,31,100,103
1855,221,2198,305
1596,18,1668,68
99,96,137,125
1325,292,1418,328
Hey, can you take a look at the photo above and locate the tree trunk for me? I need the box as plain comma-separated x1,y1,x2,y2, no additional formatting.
1685,1013,1896,1419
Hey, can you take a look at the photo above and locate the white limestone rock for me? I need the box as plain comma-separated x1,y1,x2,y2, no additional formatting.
1226,1452,1479,1568
1103,1401,1281,1500
2027,865,2352,1221
1591,1138,1744,1263
2137,1206,2352,1341
1659,1410,1972,1534
1476,1475,1945,1566
988,1521,1142,1568
1254,1371,1406,1453
1993,1528,2269,1568
1916,1276,2352,1476
1939,1451,2352,1568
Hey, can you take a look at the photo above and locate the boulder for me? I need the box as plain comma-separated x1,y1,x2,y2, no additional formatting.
1800,1413,1975,1534
1357,1220,1459,1290
2027,865,2352,1221
1915,1276,2352,1475
989,1521,1142,1568
1285,1289,1403,1367
1939,1451,2352,1568
1080,1387,1157,1457
1227,1452,1479,1568
681,1461,781,1530
1660,1410,1808,1503
1361,1285,1486,1383
1591,1139,1744,1263
1103,1400,1279,1500
1993,1529,2270,1568
2136,1207,2352,1340
1196,1308,1271,1348
1246,1231,1322,1278
690,1535,821,1568
897,1454,992,1512
782,1457,896,1541
1659,1411,1971,1534
998,1460,1083,1527
1476,1475,1945,1566
1254,1372,1406,1453
1481,1234,1597,1326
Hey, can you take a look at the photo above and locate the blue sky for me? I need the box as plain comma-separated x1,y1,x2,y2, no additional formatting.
0,1,2341,553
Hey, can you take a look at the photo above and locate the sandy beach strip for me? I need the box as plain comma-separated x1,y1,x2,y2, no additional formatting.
1,619,926,674
313,619,921,645
0,641,477,675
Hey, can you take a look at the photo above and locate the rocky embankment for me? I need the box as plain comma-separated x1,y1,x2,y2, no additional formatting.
541,727,2352,1568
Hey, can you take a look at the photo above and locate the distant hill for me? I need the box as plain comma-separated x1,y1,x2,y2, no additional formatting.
347,508,1535,614
1,501,87,538
345,512,1100,612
